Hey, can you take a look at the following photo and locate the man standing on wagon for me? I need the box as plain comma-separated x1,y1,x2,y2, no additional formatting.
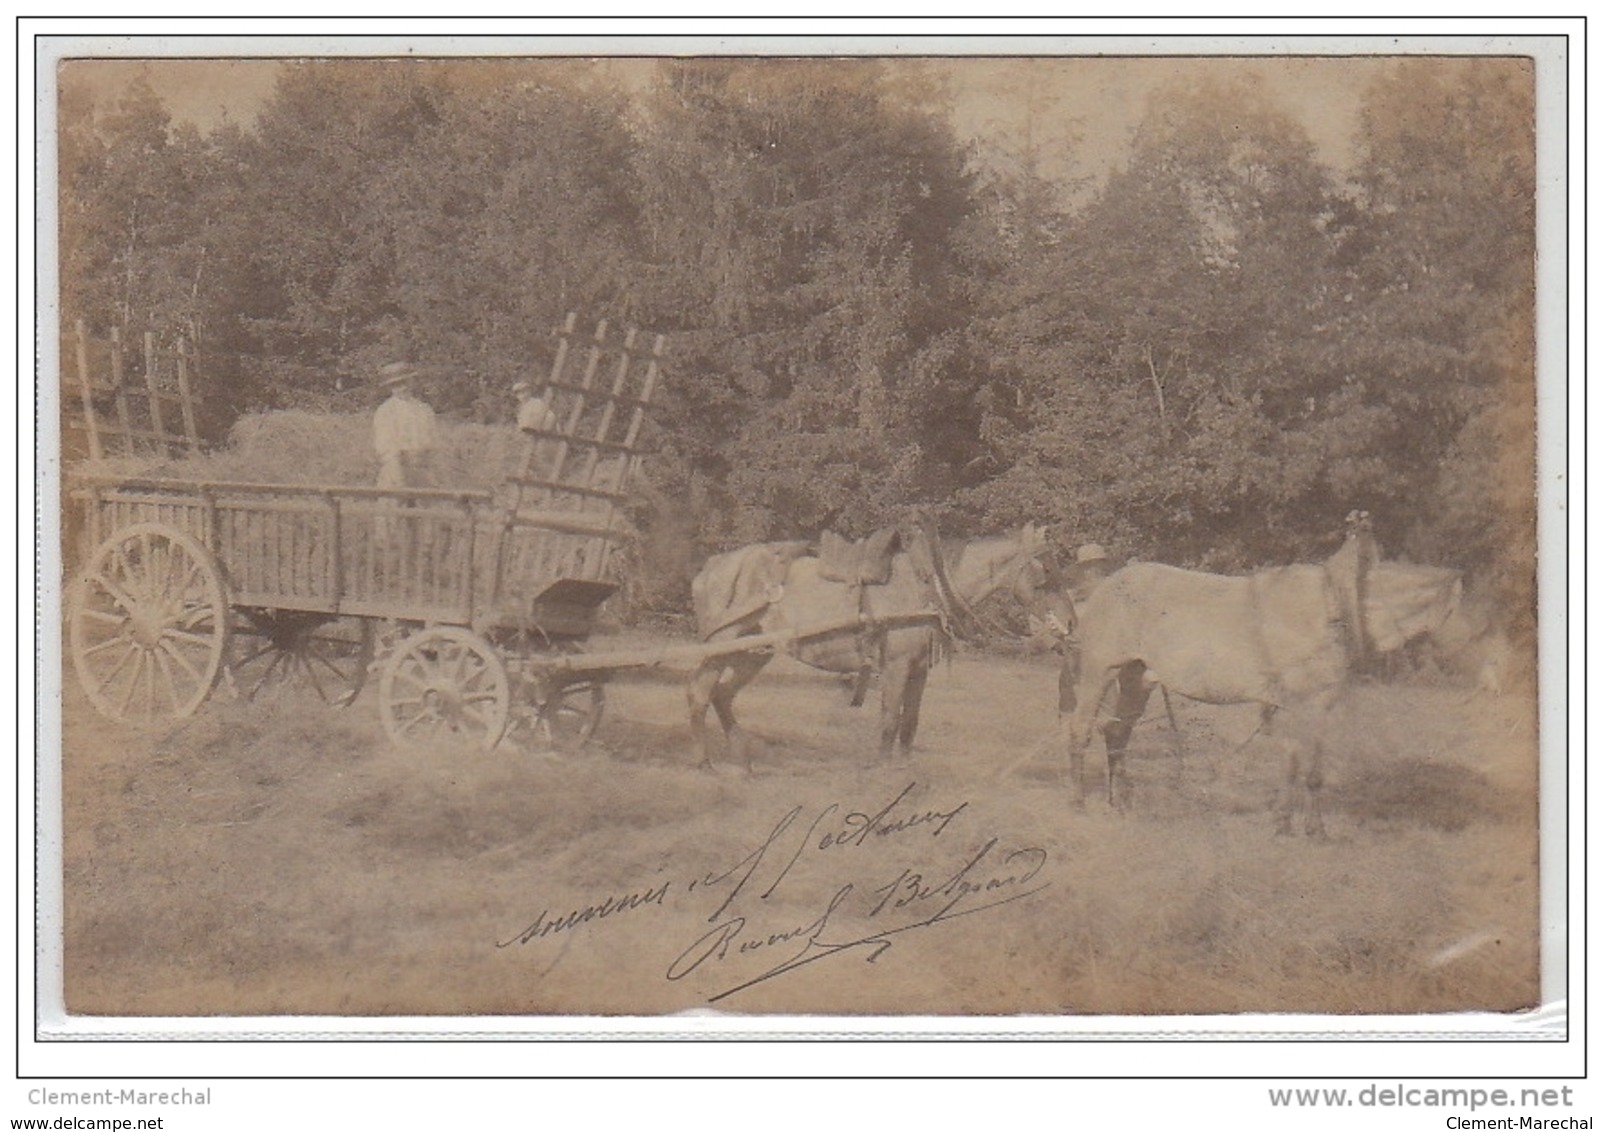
513,379,562,480
372,361,438,489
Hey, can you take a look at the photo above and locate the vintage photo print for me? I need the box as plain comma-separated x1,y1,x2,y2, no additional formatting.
36,33,1567,1044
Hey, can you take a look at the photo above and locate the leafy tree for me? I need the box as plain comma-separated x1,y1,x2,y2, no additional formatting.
59,75,204,336
961,76,1354,567
1343,58,1537,618
193,60,643,415
629,60,984,546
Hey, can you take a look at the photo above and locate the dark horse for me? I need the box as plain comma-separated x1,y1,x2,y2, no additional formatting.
687,520,1049,769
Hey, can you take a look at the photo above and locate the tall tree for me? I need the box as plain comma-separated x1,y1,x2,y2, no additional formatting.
205,59,642,413
59,75,204,335
962,76,1351,567
630,59,982,544
1344,58,1537,615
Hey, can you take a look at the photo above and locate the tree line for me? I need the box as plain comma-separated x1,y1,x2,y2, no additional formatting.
58,57,1537,621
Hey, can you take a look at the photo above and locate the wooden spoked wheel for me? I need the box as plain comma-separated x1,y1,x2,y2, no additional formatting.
68,522,229,724
523,666,606,753
229,610,375,706
378,626,511,752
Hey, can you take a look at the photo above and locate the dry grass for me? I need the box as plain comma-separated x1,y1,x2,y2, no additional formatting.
60,644,1541,1018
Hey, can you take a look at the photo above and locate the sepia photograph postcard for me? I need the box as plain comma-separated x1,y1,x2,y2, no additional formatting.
30,25,1572,1066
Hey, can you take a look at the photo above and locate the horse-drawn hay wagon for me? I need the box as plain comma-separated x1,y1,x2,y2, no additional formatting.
64,315,949,755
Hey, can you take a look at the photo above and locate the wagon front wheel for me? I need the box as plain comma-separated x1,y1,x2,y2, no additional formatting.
378,627,510,752
525,675,606,754
69,522,229,724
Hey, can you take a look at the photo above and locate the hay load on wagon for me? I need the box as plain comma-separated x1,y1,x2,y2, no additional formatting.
79,410,531,492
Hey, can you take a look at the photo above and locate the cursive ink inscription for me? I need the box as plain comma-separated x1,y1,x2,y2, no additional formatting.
494,781,1052,1003
668,797,1051,1002
675,841,1050,1003
665,884,857,982
685,781,969,920
495,880,671,948
867,838,1048,917
810,781,969,850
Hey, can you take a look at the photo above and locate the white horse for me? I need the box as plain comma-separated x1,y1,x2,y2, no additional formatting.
687,521,1050,768
1060,512,1378,836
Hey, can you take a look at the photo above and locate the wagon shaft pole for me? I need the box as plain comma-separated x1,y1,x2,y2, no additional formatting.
534,610,943,677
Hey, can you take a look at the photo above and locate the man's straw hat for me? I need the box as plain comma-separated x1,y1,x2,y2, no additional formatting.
378,361,419,388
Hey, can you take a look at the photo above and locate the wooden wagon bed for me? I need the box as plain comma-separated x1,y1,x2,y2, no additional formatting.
71,475,627,635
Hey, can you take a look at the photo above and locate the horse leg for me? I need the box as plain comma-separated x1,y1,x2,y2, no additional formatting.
894,651,930,761
1160,685,1187,770
686,660,725,770
1102,663,1152,812
1271,702,1331,838
877,651,912,763
1063,669,1115,807
711,650,772,772
1267,711,1308,837
686,651,770,771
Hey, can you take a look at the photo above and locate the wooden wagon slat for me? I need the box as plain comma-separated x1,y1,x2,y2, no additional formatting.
69,423,195,447
508,513,631,542
511,431,646,458
532,378,657,410
72,472,495,504
504,476,631,503
228,590,342,616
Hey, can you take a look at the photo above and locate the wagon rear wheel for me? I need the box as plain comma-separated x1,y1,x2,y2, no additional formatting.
378,626,510,752
228,610,375,706
69,522,229,724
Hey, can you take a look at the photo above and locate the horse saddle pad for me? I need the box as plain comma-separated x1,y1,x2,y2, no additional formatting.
819,526,900,586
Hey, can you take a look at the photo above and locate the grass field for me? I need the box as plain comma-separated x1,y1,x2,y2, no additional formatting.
59,637,1541,1018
